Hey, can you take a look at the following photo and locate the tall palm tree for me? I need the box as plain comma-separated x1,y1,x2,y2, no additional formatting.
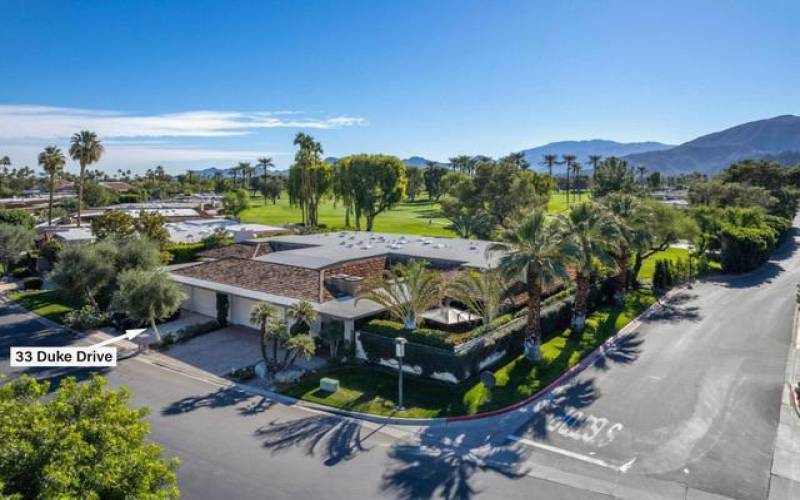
561,202,618,332
562,155,576,205
0,156,11,192
488,210,577,361
447,268,509,326
588,155,602,186
357,259,442,330
636,165,647,185
38,146,66,225
503,152,530,171
571,162,583,200
541,154,558,179
68,130,104,227
257,157,274,205
601,194,651,300
237,162,253,192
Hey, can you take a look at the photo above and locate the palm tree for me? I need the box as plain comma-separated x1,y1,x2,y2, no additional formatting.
0,156,10,192
503,152,530,170
284,334,316,368
636,165,647,185
601,194,651,300
561,155,576,205
588,155,602,185
571,162,583,200
447,269,508,326
561,202,618,332
38,146,66,225
357,259,442,330
541,154,558,179
69,131,104,227
488,210,576,361
250,302,280,365
257,157,274,205
237,162,253,192
287,299,317,334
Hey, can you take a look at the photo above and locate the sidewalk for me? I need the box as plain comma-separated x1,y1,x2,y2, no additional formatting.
769,306,800,499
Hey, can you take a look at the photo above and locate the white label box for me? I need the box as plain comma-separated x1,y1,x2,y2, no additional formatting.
10,347,117,367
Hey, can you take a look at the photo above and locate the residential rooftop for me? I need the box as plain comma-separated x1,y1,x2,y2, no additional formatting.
249,231,500,270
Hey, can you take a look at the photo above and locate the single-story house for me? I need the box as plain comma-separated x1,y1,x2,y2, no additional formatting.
169,231,500,342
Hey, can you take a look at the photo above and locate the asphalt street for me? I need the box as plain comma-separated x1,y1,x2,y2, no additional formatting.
2,225,799,499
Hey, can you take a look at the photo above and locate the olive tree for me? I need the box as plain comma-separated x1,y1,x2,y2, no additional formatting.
110,268,185,343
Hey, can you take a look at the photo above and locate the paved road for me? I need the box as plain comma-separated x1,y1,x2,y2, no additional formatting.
2,225,799,499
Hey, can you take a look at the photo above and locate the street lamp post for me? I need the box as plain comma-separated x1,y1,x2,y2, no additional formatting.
395,337,407,411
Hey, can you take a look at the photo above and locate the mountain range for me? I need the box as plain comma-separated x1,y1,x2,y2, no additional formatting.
191,114,800,178
622,115,800,174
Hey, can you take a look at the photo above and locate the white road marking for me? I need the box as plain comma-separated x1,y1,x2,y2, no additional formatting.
508,434,636,473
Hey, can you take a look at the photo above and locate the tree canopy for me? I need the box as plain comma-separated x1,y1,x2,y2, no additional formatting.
0,375,179,498
334,154,406,231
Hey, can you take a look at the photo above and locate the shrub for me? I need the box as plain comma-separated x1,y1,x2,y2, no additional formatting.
176,320,220,341
11,267,31,279
63,305,109,330
720,223,776,272
39,240,63,262
22,277,43,290
164,241,205,264
216,293,229,327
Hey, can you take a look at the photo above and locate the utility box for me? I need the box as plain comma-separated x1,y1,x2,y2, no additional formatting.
320,378,339,393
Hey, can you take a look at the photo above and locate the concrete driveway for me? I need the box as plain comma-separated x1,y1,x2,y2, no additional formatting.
164,326,263,376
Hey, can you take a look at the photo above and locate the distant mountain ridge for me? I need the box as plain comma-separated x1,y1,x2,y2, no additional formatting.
623,115,800,174
521,139,674,170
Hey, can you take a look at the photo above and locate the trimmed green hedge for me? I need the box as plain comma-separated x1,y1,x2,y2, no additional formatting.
720,223,777,272
22,277,43,290
359,284,606,381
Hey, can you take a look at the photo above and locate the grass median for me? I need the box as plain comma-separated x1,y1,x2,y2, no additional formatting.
281,289,655,418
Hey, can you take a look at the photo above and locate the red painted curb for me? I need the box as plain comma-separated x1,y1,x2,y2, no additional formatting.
445,301,659,423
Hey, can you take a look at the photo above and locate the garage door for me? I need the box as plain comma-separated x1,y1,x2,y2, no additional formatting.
188,287,218,318
230,296,259,329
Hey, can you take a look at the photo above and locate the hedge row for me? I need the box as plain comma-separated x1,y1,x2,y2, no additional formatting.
359,284,607,381
720,215,791,273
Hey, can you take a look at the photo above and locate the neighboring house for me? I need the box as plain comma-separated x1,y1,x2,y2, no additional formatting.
165,219,285,243
45,226,96,245
99,181,134,193
169,232,499,343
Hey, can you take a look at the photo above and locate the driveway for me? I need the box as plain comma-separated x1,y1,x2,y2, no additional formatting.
163,326,264,376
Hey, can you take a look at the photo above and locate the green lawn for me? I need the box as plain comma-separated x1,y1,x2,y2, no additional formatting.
8,289,79,324
240,191,577,237
637,247,690,283
240,194,454,237
282,289,655,418
547,191,591,213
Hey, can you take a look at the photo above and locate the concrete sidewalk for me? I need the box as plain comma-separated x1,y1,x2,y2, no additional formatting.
769,306,800,499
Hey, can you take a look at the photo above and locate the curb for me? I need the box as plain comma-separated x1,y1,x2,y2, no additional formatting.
3,286,674,427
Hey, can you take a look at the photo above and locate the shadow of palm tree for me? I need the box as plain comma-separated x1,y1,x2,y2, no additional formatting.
162,387,274,416
381,429,527,500
593,333,643,371
255,415,371,466
519,379,597,440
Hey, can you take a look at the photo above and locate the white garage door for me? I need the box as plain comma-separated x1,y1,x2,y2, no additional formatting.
190,288,218,318
230,296,259,329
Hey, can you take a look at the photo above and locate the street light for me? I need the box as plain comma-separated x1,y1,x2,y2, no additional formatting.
395,337,407,411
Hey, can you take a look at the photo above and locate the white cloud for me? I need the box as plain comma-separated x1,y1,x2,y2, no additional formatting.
0,105,368,140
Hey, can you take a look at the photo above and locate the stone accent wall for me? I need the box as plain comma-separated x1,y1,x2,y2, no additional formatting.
321,256,387,301
173,257,322,302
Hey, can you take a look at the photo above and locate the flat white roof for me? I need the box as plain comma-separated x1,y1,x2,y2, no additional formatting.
165,220,284,243
252,231,500,270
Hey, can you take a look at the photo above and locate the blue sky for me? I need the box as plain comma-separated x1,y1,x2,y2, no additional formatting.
1,0,799,174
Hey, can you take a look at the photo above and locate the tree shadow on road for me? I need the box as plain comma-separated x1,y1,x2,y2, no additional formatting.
255,415,371,466
162,387,275,416
593,333,643,371
381,428,528,500
515,379,598,440
648,292,702,323
704,261,783,289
